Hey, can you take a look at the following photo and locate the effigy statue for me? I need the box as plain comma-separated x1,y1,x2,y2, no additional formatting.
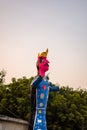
28,49,59,130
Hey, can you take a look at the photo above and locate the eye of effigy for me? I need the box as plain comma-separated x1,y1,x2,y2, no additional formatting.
41,59,44,62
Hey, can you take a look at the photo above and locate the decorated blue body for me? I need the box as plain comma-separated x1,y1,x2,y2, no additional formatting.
31,76,59,130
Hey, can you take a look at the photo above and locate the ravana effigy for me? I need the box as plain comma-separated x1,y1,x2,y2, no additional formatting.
28,49,59,130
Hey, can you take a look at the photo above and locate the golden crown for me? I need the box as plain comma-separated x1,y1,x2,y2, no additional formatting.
38,49,48,58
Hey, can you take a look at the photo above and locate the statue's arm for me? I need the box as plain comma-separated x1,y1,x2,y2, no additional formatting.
49,84,59,92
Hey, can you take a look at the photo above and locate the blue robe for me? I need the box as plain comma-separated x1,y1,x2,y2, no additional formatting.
31,76,59,130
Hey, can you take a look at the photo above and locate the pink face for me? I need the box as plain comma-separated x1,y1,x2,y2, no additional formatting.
38,57,49,76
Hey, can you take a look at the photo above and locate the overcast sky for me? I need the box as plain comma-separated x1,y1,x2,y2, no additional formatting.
0,0,87,89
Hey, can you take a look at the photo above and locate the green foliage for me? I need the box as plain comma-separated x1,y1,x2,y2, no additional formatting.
0,69,6,84
0,76,34,120
47,87,87,130
0,77,87,130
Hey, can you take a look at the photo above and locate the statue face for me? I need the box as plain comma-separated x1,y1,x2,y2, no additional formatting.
38,57,49,76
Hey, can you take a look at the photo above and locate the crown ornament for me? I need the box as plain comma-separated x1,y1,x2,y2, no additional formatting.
38,49,48,58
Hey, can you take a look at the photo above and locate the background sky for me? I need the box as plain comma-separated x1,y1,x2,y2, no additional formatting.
0,0,87,89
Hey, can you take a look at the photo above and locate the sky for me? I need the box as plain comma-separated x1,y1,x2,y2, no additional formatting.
0,0,87,89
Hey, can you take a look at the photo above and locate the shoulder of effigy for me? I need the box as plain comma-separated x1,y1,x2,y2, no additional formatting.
31,76,49,86
30,76,41,86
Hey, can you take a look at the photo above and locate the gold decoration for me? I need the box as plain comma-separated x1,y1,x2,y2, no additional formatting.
38,49,48,57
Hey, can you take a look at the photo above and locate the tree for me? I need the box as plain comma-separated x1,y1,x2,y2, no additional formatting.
0,69,6,84
0,77,87,129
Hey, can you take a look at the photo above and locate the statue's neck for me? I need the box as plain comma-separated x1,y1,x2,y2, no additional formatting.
39,69,45,77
